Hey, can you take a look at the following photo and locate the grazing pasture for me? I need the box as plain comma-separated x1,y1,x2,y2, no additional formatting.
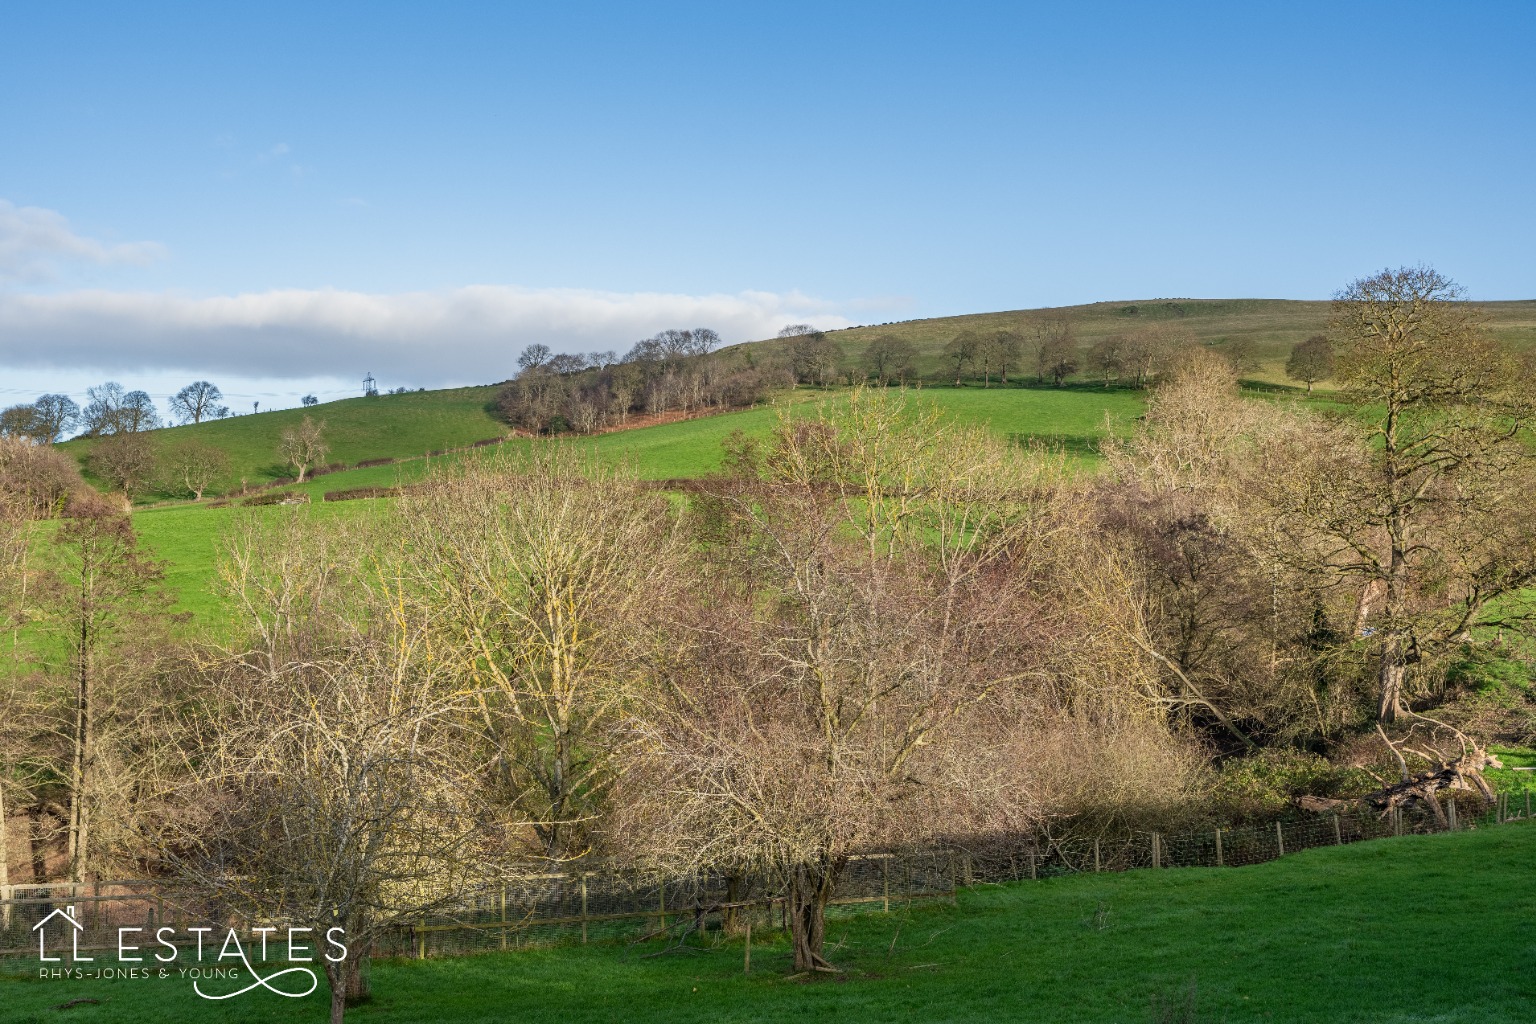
3,822,1531,1024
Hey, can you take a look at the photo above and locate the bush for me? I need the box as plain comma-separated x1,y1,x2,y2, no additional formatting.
241,491,310,507
1211,749,1375,818
323,486,402,502
354,457,396,468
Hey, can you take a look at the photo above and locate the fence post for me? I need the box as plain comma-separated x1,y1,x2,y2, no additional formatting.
1527,790,1532,820
882,857,890,913
581,874,589,944
1333,814,1342,845
1028,844,1037,881
744,921,751,974
658,883,667,933
1448,798,1457,832
1094,839,1101,873
1152,833,1161,869
1214,829,1223,867
499,883,507,952
1275,821,1285,857
418,916,426,960
1394,807,1402,836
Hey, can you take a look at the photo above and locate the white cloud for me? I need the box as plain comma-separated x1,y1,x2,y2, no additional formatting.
0,200,167,283
0,285,854,386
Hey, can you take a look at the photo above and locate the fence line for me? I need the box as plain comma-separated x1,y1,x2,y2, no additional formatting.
3,793,1530,966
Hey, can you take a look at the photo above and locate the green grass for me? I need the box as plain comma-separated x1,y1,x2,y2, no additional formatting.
126,386,1149,628
4,821,1532,1023
781,297,1536,390
61,387,508,500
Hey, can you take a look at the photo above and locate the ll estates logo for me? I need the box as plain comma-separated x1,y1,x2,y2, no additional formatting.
33,905,345,1001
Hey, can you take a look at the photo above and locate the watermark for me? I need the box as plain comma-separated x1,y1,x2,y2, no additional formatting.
32,906,345,1001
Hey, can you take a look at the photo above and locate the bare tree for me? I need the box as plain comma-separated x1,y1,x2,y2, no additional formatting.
394,451,682,861
783,326,840,386
517,343,553,372
944,331,980,385
620,390,1057,971
40,494,174,881
992,329,1024,384
87,431,158,499
31,394,80,442
0,405,45,441
1285,334,1335,393
0,435,86,518
1034,318,1078,385
1085,335,1127,387
160,439,231,500
165,511,493,1023
1313,267,1536,723
168,381,227,424
279,416,329,482
861,334,916,384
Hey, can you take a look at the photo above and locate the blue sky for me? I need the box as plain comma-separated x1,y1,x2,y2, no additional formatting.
2,1,1532,410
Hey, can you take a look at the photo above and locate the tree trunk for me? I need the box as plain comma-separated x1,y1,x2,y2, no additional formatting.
344,950,371,1004
1377,646,1406,724
67,585,90,883
323,959,348,1024
787,856,839,972
27,805,48,882
0,782,9,928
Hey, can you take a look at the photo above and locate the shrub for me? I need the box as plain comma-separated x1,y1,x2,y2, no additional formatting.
354,457,396,468
323,486,402,502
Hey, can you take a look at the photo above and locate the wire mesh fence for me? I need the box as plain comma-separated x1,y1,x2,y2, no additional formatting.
3,790,1530,970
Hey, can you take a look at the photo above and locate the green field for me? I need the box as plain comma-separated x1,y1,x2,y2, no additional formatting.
3,822,1531,1023
758,297,1536,388
126,384,1149,626
61,386,508,499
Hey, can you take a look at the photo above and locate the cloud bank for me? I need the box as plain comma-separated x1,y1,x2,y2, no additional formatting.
0,286,853,386
0,200,166,282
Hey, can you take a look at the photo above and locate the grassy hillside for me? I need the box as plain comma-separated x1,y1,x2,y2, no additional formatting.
132,385,1150,626
61,386,507,498
745,298,1536,388
4,821,1531,1023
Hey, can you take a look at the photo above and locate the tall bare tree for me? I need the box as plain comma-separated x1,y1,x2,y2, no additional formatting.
168,381,227,424
620,390,1058,971
279,415,329,482
1285,334,1335,393
394,452,682,861
160,438,231,500
166,510,493,1023
1315,267,1536,723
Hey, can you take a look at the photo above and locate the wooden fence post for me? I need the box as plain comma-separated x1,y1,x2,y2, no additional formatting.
1526,790,1532,820
1214,829,1223,867
1152,833,1161,869
744,921,751,974
1094,839,1101,873
1333,814,1342,845
1275,821,1285,857
1448,798,1457,832
882,857,890,913
658,884,666,933
1028,844,1037,881
499,883,507,951
580,874,589,944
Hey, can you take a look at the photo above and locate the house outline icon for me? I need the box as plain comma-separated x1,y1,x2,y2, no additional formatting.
33,905,91,963
33,906,84,934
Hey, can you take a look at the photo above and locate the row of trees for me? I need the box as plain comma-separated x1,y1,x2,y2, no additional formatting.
499,329,790,434
0,382,232,445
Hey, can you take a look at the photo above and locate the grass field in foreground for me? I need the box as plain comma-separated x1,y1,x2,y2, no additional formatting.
3,822,1532,1024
